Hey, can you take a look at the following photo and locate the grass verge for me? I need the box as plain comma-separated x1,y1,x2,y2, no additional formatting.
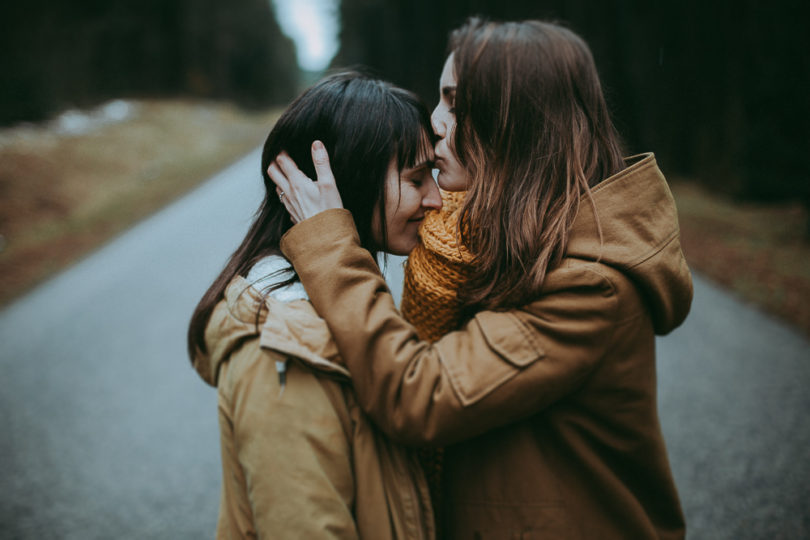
671,181,810,335
0,100,280,306
2,108,808,337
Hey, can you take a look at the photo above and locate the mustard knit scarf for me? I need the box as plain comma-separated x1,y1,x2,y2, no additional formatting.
401,190,474,530
401,190,474,342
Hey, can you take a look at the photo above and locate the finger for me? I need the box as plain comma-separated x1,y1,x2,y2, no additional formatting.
266,161,291,194
311,141,343,207
275,152,312,188
311,141,336,187
275,182,304,223
275,185,286,203
277,188,301,224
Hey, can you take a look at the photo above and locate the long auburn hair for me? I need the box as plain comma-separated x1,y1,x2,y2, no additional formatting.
450,17,625,312
187,71,433,361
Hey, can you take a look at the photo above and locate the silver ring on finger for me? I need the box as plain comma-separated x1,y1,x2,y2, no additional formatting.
278,191,285,202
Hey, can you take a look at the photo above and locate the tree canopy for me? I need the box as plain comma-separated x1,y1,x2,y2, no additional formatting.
335,0,810,205
0,0,299,125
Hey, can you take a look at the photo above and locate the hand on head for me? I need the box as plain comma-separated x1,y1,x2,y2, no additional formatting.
267,140,344,223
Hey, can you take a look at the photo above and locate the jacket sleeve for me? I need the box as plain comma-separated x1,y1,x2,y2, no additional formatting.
280,210,619,447
220,344,359,538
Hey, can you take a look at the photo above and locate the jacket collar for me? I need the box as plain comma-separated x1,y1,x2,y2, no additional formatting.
195,275,349,387
565,153,692,334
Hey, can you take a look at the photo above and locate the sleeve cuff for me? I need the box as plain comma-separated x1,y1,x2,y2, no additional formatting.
280,208,359,263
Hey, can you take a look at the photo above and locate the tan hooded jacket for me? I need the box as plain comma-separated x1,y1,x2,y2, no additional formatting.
193,266,434,539
280,154,693,539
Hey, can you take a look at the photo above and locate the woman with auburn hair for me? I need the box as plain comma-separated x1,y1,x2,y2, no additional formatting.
187,71,440,539
269,17,692,539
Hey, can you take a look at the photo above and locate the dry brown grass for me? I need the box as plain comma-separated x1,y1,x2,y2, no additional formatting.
0,100,280,306
2,108,808,337
671,181,810,335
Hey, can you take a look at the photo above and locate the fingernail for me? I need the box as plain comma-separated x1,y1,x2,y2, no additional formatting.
312,140,326,158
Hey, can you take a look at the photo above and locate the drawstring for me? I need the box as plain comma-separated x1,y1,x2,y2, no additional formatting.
275,359,287,397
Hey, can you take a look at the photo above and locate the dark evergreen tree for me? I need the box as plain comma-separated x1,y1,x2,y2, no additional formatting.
0,0,299,125
333,0,810,213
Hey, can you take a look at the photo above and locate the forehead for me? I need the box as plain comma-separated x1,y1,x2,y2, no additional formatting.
408,130,435,164
395,132,434,173
440,53,456,87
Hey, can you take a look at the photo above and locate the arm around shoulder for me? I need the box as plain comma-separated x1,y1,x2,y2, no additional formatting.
282,214,618,446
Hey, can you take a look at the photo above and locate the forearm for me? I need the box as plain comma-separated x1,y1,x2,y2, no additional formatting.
281,211,609,446
281,211,453,443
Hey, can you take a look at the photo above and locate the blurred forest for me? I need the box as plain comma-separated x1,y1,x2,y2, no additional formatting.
0,0,299,124
1,0,808,212
335,0,810,213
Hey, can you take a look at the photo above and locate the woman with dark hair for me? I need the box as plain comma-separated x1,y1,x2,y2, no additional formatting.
188,71,440,539
269,18,692,539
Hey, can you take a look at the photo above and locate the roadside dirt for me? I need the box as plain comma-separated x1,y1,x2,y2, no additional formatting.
0,99,280,306
671,181,810,335
2,108,808,336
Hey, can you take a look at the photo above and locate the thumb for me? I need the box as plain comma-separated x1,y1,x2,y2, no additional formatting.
311,141,335,186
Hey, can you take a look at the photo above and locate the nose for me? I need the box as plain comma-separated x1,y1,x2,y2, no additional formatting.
422,176,443,211
431,104,446,138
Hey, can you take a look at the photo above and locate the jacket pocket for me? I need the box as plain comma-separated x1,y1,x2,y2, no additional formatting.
444,310,545,407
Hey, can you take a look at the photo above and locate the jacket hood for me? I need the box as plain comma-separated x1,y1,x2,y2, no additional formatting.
566,153,692,335
193,275,349,387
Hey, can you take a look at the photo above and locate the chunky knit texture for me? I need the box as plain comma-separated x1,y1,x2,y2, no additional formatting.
401,190,474,532
401,190,474,341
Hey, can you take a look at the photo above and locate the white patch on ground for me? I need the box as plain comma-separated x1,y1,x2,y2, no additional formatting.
53,100,137,136
0,100,140,148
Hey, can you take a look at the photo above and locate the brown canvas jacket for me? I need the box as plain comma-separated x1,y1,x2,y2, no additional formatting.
193,275,435,539
280,153,692,539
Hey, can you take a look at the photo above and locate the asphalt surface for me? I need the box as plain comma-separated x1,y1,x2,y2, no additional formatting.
1,148,808,539
657,278,810,539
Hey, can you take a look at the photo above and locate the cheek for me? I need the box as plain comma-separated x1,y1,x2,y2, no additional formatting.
391,184,417,213
444,111,457,131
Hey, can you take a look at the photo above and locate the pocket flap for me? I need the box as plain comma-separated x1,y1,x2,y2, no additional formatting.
442,310,545,407
475,310,545,367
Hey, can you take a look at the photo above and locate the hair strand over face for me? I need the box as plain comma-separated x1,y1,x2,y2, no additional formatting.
187,72,433,361
450,17,625,314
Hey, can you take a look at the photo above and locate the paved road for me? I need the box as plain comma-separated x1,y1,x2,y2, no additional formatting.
657,278,810,539
1,149,808,538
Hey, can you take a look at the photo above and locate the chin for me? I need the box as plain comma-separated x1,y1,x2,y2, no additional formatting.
388,238,418,256
437,173,467,192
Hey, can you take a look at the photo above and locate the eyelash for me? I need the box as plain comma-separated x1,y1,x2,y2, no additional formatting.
443,93,456,114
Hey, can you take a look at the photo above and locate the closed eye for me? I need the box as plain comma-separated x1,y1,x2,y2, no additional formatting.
442,87,456,111
403,163,434,187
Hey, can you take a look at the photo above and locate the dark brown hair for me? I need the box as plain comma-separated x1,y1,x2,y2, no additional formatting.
187,71,433,361
450,17,625,312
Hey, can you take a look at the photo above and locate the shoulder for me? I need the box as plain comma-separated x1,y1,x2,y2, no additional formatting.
525,261,620,318
533,259,645,320
484,259,648,359
218,339,351,439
